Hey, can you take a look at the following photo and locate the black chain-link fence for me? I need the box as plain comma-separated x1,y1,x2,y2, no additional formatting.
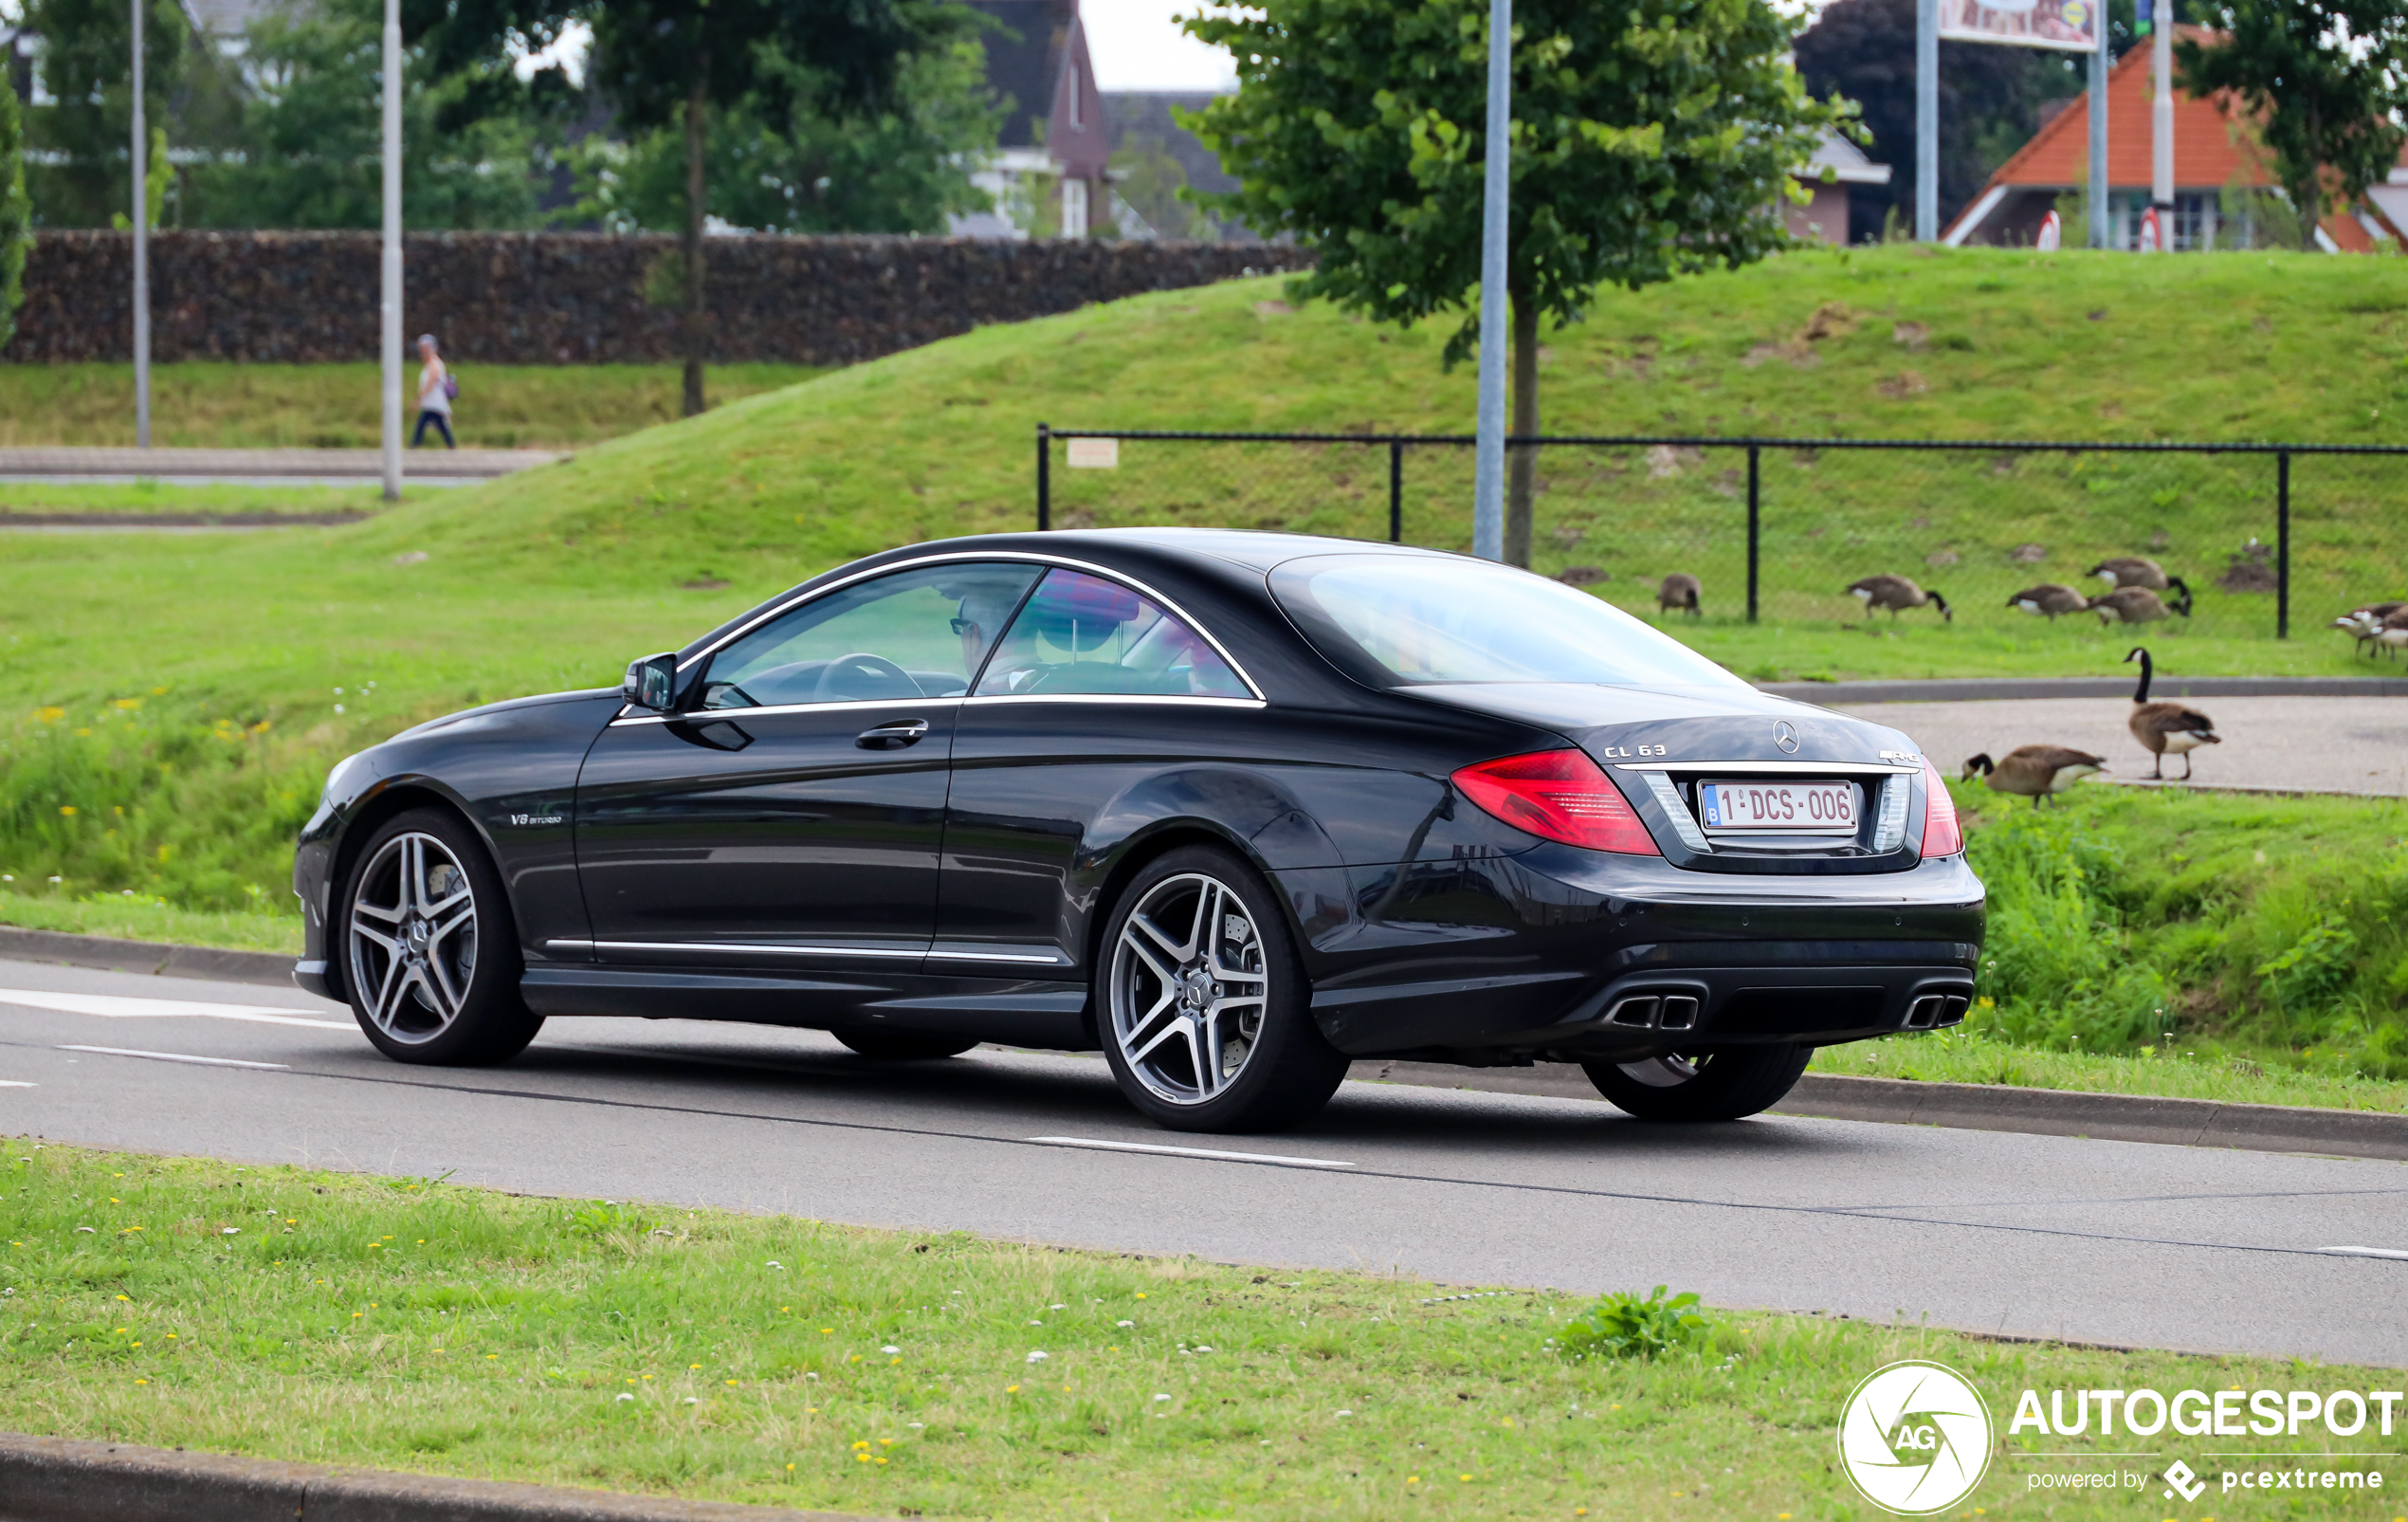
1036,428,2408,640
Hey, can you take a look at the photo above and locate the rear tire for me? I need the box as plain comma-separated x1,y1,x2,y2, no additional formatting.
339,807,541,1067
1097,845,1346,1133
1580,1043,1810,1122
832,1029,979,1061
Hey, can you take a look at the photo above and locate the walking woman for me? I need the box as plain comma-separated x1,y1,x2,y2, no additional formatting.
412,333,455,448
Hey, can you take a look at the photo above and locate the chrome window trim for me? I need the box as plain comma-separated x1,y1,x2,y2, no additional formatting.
611,695,969,727
959,694,1267,710
668,551,1267,703
1613,760,1919,776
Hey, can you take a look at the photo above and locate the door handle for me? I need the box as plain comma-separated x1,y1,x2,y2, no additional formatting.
856,719,930,750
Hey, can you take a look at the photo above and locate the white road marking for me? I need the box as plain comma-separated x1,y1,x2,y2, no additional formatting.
0,1080,33,1088
1028,1135,1354,1169
0,988,349,1030
57,1045,290,1071
2320,1245,2408,1260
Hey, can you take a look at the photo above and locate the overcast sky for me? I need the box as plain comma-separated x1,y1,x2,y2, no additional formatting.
1087,1,1241,93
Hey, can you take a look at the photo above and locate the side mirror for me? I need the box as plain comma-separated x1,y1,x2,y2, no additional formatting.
621,652,679,711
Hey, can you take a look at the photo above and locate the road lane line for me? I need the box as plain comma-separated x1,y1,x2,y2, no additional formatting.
1028,1136,1355,1169
0,989,349,1030
0,1080,33,1088
57,1045,291,1071
2320,1245,2408,1260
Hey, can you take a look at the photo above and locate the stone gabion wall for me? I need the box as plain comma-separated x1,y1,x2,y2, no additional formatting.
2,230,1315,365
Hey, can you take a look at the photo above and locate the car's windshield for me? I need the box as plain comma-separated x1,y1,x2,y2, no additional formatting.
1270,554,1748,689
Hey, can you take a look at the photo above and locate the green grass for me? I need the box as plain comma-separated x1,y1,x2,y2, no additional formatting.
0,481,421,519
0,889,301,952
0,363,829,449
1811,1026,2408,1112
3,1142,2394,1519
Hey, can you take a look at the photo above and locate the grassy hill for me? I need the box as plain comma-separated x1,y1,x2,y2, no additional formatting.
6,244,2408,927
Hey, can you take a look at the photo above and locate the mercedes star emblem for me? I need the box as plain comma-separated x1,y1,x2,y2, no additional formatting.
1774,722,1799,754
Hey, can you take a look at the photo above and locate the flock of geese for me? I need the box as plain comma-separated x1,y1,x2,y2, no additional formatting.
2333,600,2408,658
1961,645,2222,805
1650,556,2195,626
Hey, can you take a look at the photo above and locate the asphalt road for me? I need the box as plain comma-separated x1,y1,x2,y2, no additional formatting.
1840,695,2408,796
3,957,2402,1367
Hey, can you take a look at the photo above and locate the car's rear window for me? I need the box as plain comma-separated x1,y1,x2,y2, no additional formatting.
1269,554,1749,690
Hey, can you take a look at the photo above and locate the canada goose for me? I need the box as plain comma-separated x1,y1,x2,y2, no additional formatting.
1848,574,1952,622
1963,745,2107,806
2374,609,2408,661
2334,601,2408,657
2007,583,2089,620
2092,583,2191,623
1657,573,1702,617
2124,647,2219,779
2089,556,2169,589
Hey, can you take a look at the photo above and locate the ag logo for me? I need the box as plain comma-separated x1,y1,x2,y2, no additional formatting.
1837,1360,1993,1515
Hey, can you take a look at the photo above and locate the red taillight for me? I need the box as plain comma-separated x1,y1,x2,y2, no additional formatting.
1450,749,1661,855
1919,757,1963,858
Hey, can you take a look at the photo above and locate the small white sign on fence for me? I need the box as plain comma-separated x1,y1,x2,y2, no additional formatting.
1066,437,1121,469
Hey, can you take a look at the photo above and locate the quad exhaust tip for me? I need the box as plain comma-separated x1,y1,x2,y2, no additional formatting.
1905,993,1972,1030
1606,993,1700,1031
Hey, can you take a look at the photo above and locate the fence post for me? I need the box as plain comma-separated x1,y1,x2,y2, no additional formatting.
1745,443,1761,625
2275,449,2289,639
1036,422,1051,532
1388,441,1404,543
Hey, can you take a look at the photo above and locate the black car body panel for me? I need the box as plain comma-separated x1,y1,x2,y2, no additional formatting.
294,529,1982,1062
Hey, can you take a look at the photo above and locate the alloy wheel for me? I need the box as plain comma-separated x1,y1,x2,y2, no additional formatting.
1617,1053,1703,1089
347,831,480,1045
1108,871,1269,1107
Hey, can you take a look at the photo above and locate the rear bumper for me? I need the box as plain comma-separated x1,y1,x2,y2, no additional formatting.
1294,845,1984,1059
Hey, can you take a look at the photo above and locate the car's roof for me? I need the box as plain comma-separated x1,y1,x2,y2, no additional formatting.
962,527,1462,575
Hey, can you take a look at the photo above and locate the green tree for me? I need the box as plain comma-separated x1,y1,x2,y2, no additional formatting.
418,0,925,416
0,71,28,349
20,0,186,228
1184,0,1843,564
185,0,541,230
568,30,997,235
2177,0,2408,249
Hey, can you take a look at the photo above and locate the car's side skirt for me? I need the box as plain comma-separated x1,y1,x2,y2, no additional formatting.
519,966,1092,1050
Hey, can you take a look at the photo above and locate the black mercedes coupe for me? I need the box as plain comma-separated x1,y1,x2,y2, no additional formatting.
293,530,1982,1132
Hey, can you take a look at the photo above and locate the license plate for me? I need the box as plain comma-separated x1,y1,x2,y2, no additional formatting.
1697,780,1857,833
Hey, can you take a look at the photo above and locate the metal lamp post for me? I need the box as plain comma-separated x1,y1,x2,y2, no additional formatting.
1469,0,1510,561
130,0,148,447
380,0,401,500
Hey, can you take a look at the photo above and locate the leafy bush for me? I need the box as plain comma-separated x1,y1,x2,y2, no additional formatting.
1555,1286,1709,1361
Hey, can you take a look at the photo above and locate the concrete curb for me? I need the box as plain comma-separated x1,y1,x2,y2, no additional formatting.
1360,1063,2408,1161
0,1433,878,1522
1760,676,2408,704
0,926,294,988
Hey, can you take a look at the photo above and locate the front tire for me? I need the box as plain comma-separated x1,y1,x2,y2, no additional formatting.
1098,846,1346,1133
832,1029,979,1061
1581,1044,1811,1122
340,807,541,1066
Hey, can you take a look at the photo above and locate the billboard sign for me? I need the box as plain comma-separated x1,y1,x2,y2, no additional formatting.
1940,0,2098,51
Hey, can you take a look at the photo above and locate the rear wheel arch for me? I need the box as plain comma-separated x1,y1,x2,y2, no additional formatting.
1081,821,1298,1005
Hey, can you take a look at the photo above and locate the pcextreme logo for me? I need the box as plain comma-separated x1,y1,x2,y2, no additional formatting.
1837,1361,1995,1515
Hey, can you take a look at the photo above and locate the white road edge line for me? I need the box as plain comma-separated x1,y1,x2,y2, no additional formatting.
2320,1245,2408,1260
0,989,349,1029
57,1045,290,1071
1027,1135,1355,1169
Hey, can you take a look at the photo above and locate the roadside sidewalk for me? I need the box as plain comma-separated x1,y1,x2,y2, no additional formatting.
0,446,567,485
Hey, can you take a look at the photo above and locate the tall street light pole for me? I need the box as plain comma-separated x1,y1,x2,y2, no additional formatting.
380,0,401,502
1469,0,1510,562
1914,0,1937,241
2089,11,2109,247
130,0,148,447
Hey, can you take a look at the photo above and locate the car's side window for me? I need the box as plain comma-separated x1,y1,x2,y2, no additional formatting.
973,568,1251,699
700,562,1044,710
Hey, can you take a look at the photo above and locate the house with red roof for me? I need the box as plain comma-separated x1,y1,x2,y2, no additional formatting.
1941,27,2405,251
